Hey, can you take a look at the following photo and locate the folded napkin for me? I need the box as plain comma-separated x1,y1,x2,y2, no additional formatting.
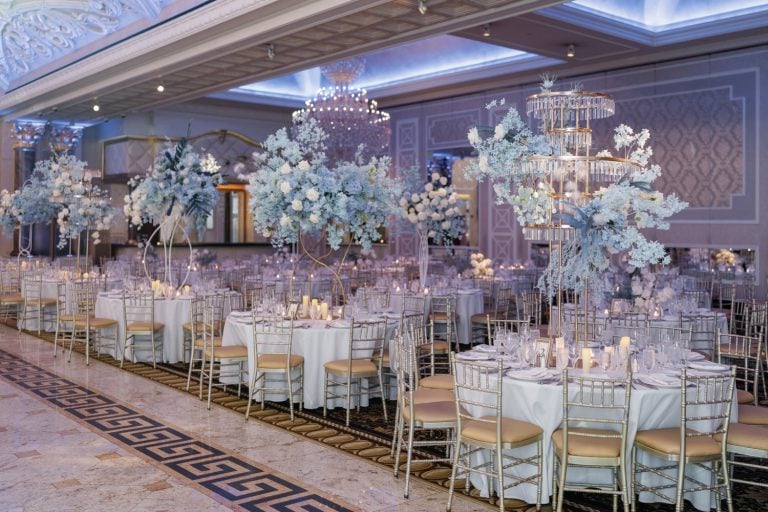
230,311,251,319
687,360,729,372
685,351,706,361
455,351,491,361
506,367,552,381
328,319,351,329
474,344,497,353
636,373,681,388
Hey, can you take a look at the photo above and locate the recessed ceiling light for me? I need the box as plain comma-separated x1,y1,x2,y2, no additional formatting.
156,84,165,92
266,43,275,60
483,24,491,37
92,104,100,112
566,44,576,58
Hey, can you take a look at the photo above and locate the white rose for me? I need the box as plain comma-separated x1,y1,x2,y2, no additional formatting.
431,172,440,182
415,203,425,212
438,188,447,197
446,208,455,217
440,199,449,208
431,212,442,221
297,160,310,171
309,213,320,223
425,183,434,192
448,196,456,205
494,124,506,140
478,154,489,172
291,199,303,211
279,214,291,227
399,198,408,207
441,220,450,229
407,212,418,223
592,213,606,226
440,177,447,186
467,127,481,145
417,212,427,221
411,193,419,202
280,163,291,174
306,188,319,201
280,181,291,194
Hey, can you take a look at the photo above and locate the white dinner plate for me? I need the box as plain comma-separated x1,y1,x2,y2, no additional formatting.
505,368,554,381
455,352,491,361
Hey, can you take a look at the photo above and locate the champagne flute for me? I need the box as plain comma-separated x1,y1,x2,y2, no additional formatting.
642,348,656,373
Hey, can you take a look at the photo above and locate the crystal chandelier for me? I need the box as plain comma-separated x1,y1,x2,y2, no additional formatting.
292,57,390,164
12,122,45,149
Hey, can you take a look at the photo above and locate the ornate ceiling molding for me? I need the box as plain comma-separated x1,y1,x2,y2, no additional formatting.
0,0,165,89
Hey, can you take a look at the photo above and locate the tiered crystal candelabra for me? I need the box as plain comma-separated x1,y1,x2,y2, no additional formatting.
522,89,640,342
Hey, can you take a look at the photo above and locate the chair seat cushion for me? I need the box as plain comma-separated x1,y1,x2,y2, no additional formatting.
28,298,56,306
463,416,542,445
634,427,720,458
0,293,23,303
257,353,304,369
194,337,222,348
552,427,623,458
724,423,768,452
75,317,117,328
409,388,454,404
203,345,248,359
737,389,755,405
324,358,378,376
403,401,456,424
127,321,164,333
738,404,768,425
430,340,450,353
420,373,453,390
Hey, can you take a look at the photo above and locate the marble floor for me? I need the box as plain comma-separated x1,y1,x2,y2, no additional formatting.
0,325,488,512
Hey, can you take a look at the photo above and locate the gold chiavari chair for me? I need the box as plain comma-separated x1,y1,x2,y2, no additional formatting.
323,319,388,426
553,370,632,512
631,368,736,512
411,319,452,390
391,335,455,498
722,424,768,491
69,282,118,366
447,354,543,512
246,312,304,420
680,313,718,359
716,330,762,406
53,281,76,357
429,294,458,353
121,290,164,368
20,274,57,334
183,296,206,379
470,283,513,345
0,270,23,324
402,293,426,316
200,298,248,409
521,289,544,330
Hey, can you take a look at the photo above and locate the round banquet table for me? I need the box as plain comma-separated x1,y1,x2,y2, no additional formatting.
389,289,484,345
222,314,398,409
94,291,236,363
461,367,737,510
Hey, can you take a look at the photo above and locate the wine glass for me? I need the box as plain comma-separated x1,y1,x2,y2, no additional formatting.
642,348,656,373
600,349,612,372
556,348,569,371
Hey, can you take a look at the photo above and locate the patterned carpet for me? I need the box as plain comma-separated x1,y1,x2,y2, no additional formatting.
15,325,768,512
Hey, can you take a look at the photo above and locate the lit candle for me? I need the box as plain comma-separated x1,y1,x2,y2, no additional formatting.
620,336,631,349
320,301,328,319
423,287,429,296
555,337,565,353
396,286,401,293
582,348,593,372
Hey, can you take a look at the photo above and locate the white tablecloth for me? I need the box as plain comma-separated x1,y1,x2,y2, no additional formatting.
222,316,397,409
390,289,484,345
463,370,737,510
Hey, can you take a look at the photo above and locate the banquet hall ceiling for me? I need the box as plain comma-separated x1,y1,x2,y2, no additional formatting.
2,0,768,125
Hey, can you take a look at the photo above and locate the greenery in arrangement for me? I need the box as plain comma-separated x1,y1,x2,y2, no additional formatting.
467,80,687,298
124,138,222,238
0,153,116,248
400,169,468,246
246,113,402,250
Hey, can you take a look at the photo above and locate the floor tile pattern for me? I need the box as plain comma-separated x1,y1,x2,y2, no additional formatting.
0,347,356,512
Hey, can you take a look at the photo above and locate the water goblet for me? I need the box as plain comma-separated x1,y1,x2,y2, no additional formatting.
642,348,656,373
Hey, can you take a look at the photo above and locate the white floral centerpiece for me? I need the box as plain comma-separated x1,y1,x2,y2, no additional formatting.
246,114,401,304
124,138,222,239
248,115,400,251
124,138,222,290
0,189,19,236
469,252,494,278
45,155,115,249
467,79,688,300
400,170,467,288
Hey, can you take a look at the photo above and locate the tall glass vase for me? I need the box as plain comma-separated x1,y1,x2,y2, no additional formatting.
418,230,429,290
143,205,193,296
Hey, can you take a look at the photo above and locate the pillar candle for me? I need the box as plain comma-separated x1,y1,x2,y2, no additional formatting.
320,301,328,319
582,348,592,372
619,336,631,349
